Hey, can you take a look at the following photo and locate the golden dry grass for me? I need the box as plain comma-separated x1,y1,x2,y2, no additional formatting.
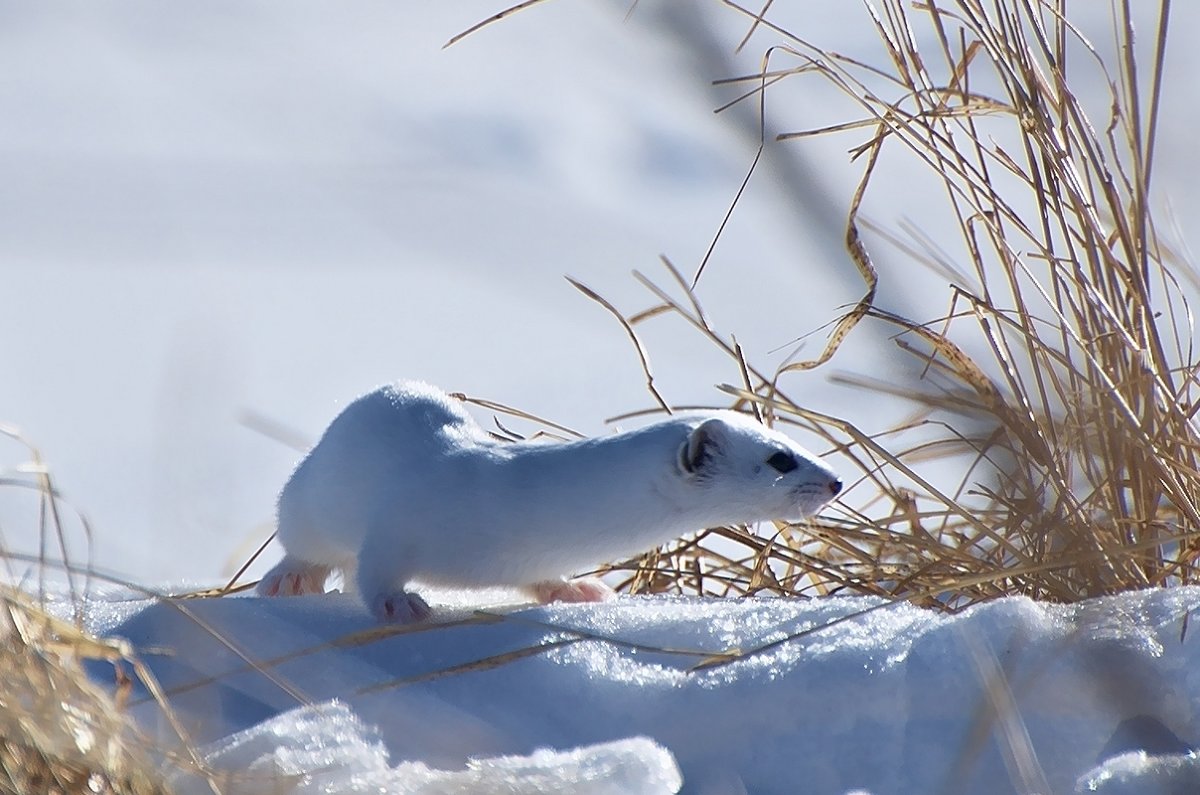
627,0,1194,609
0,429,233,795
459,0,1196,611
0,587,170,795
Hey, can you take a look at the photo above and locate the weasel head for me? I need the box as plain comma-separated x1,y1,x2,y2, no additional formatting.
676,412,842,523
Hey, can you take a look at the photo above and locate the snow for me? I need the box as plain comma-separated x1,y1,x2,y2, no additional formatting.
169,701,681,795
1078,750,1200,794
62,585,1200,794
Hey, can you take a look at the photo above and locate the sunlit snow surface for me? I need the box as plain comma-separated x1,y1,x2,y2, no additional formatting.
64,587,1200,794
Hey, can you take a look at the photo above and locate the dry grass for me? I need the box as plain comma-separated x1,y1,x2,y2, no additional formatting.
0,429,229,795
0,586,170,795
463,0,1197,610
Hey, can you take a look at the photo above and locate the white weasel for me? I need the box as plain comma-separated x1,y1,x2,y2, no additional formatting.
258,381,842,622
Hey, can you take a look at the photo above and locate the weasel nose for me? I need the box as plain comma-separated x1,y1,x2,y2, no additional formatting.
828,478,843,497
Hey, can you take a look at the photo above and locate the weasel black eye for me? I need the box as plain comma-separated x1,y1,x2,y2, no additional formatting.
766,451,798,473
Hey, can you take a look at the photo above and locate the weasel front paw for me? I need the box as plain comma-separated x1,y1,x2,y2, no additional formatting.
371,591,432,624
530,577,616,604
257,560,331,597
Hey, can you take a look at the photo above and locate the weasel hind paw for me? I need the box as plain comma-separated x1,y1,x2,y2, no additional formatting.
257,562,331,597
531,577,616,605
371,591,432,624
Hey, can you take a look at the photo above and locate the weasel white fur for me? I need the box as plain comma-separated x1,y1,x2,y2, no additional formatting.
258,381,842,622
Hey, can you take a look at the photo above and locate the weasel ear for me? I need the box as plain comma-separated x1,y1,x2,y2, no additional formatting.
680,419,723,475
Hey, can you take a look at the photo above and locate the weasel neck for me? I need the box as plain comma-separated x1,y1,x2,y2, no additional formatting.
480,422,698,541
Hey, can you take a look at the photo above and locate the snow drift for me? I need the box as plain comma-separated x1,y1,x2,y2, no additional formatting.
66,586,1200,794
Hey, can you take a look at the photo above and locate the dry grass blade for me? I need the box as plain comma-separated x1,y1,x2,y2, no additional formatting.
213,530,276,596
733,0,775,54
443,0,555,49
353,637,583,696
130,614,504,709
476,609,736,661
450,392,585,439
691,127,762,289
780,131,879,372
951,629,1051,794
567,276,671,413
1,425,88,620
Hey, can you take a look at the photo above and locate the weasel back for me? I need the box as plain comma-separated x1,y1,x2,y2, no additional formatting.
274,381,486,564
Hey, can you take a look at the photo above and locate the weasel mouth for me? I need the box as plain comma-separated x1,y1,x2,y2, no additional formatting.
791,479,842,515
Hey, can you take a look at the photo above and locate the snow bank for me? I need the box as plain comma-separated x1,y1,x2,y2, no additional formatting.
1077,749,1200,794
77,587,1200,794
170,700,680,795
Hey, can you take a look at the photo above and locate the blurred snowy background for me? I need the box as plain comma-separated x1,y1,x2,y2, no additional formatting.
2,0,1198,585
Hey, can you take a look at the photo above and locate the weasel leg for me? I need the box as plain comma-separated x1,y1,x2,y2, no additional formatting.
529,577,616,604
355,540,430,623
257,556,332,597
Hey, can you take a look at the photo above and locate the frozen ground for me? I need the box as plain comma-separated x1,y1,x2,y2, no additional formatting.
60,584,1200,794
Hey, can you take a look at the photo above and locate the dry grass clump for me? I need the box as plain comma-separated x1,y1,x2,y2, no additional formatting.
465,0,1197,609
604,0,1196,609
0,429,219,795
0,587,170,795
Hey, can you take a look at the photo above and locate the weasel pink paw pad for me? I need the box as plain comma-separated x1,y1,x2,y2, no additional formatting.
257,567,328,597
532,578,616,604
372,592,432,624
